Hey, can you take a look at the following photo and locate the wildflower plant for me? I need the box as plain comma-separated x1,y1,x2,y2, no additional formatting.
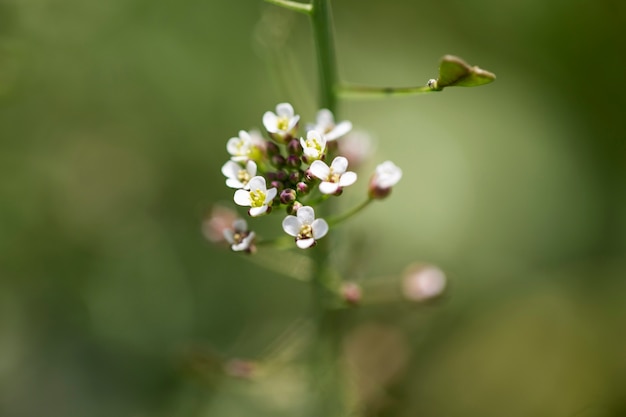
207,0,494,415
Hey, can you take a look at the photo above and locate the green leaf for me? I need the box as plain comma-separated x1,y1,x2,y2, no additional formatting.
430,55,495,90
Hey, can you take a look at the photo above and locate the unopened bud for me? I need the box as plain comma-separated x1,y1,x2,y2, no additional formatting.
341,282,362,305
288,170,301,184
270,180,284,193
271,154,286,168
287,138,302,155
280,188,297,204
286,155,301,169
296,181,309,194
265,141,280,157
287,201,303,215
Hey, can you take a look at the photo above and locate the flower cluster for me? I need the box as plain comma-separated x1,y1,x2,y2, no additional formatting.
218,103,402,251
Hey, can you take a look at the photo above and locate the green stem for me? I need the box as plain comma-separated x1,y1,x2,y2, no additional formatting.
327,197,373,227
264,0,312,14
338,83,438,98
311,0,339,113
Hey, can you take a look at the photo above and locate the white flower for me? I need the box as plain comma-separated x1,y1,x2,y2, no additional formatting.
282,206,329,249
221,160,257,189
263,102,300,140
309,109,352,141
309,156,358,195
300,130,326,161
402,264,446,301
223,219,256,252
234,176,277,216
226,130,254,162
369,160,402,198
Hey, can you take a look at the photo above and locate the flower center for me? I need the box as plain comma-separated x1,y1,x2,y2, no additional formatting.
328,171,340,183
306,138,322,152
277,117,289,132
237,169,251,185
249,189,266,208
297,224,313,240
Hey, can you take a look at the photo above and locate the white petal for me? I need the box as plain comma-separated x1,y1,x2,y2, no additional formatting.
311,218,328,239
282,215,301,236
330,156,348,174
287,115,300,131
226,137,242,155
249,206,268,217
245,160,257,176
339,171,357,187
319,181,340,195
297,206,315,225
296,238,315,249
264,187,277,203
233,190,251,206
238,130,251,142
276,102,294,117
309,160,330,180
247,176,267,192
226,178,243,189
232,219,248,232
325,121,352,141
263,112,278,133
316,109,334,126
223,229,235,244
221,160,240,179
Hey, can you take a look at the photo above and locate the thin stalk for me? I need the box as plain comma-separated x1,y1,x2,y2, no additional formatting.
327,197,373,227
339,83,438,98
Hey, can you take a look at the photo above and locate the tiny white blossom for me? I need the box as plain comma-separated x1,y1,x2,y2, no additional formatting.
282,206,329,249
234,176,277,217
300,130,326,161
226,130,254,162
221,160,257,189
223,219,256,252
309,109,352,141
402,264,446,301
263,102,300,140
369,160,402,199
309,156,357,195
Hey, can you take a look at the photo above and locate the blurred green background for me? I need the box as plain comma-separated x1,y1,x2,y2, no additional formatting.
1,0,625,416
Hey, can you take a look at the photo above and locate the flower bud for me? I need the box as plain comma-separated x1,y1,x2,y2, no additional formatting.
270,180,284,193
202,206,238,243
341,282,362,305
265,141,280,157
369,160,402,199
286,155,301,169
296,181,309,194
287,138,302,155
271,154,286,168
288,171,301,184
287,201,303,215
280,188,297,204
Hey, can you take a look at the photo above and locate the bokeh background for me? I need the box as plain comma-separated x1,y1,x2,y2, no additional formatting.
1,0,625,416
